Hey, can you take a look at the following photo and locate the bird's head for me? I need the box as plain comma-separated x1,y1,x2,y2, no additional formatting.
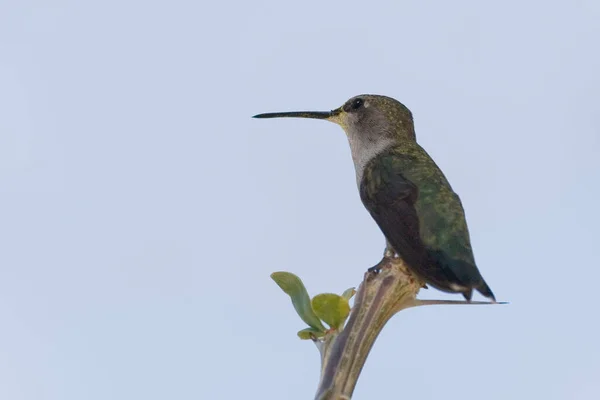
253,94,416,143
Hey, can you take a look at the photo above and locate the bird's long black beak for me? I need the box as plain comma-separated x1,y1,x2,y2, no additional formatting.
253,108,340,120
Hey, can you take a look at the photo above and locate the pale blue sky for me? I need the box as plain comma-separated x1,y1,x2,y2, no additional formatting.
1,1,599,399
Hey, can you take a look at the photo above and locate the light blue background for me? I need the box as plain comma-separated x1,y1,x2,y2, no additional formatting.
1,1,599,399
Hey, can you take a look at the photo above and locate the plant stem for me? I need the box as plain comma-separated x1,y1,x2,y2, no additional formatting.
313,257,422,400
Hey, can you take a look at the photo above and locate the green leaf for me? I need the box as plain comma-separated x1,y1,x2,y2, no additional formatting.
341,287,356,301
311,293,351,330
271,272,326,332
297,327,326,340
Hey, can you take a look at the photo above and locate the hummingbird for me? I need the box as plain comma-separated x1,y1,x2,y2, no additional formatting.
253,95,495,302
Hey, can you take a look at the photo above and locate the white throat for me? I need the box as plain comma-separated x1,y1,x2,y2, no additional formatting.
346,130,394,187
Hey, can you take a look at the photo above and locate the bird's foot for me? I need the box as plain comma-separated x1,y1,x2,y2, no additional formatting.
367,256,391,274
367,264,383,274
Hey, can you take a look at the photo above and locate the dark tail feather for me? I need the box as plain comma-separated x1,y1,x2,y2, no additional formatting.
462,289,473,302
476,280,496,302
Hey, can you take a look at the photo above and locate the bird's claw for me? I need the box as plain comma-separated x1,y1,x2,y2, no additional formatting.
367,264,382,274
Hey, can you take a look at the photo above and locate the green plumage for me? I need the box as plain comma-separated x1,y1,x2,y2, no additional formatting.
360,144,495,301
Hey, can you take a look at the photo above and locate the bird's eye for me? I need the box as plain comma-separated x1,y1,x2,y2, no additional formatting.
351,98,364,110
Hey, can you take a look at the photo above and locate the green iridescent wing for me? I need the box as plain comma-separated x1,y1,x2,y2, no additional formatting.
359,151,451,288
359,148,495,300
